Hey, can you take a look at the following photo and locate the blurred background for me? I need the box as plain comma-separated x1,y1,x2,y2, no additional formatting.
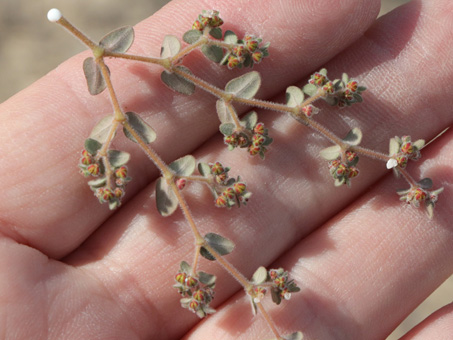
0,0,451,338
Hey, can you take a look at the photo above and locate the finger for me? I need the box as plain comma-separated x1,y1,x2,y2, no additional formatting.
0,0,380,258
401,302,453,339
184,123,453,339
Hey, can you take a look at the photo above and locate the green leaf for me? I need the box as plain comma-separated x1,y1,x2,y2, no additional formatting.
414,139,425,150
286,86,304,108
99,26,134,53
303,83,318,97
182,30,202,44
271,287,282,305
225,71,261,99
108,150,130,167
198,162,211,177
223,30,238,44
84,138,102,155
389,137,400,155
180,261,192,274
342,127,362,146
342,73,349,84
209,27,222,39
169,155,196,177
201,45,224,63
83,57,107,95
89,114,114,144
156,177,178,217
219,123,235,136
418,178,433,189
319,68,328,76
241,111,258,130
161,66,196,95
283,331,304,340
198,272,216,286
323,96,339,106
123,112,156,144
251,266,268,285
160,35,181,58
200,233,235,261
88,177,107,188
216,99,234,124
319,145,341,160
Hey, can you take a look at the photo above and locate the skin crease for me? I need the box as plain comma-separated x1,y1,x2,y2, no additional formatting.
0,0,452,339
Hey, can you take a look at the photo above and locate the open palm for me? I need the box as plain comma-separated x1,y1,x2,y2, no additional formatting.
0,0,452,339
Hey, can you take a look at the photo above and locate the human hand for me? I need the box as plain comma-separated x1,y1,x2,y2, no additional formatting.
0,0,452,339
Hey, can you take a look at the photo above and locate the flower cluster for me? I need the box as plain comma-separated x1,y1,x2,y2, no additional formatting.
192,10,224,32
174,262,216,318
398,185,443,218
268,268,300,305
387,135,424,169
328,150,360,186
223,122,273,159
223,34,270,69
306,69,366,107
208,162,252,208
79,148,131,209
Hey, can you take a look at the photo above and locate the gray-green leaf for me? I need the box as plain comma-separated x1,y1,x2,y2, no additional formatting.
108,150,130,167
251,266,268,285
161,66,196,95
389,137,400,155
223,30,238,44
219,123,235,136
83,57,107,95
160,35,181,58
241,111,258,130
169,155,196,177
85,138,102,155
216,99,234,124
156,177,178,217
89,114,114,144
342,128,362,146
182,30,202,44
123,112,157,144
100,26,134,53
319,145,341,160
198,162,211,177
225,71,261,99
200,233,235,261
286,86,304,108
201,45,224,63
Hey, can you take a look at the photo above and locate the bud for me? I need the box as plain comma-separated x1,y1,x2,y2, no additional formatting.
222,187,235,200
254,122,265,135
345,151,358,164
347,80,358,93
233,182,246,195
193,289,205,302
252,134,265,146
310,73,326,86
210,162,224,175
224,134,238,147
215,195,227,207
232,45,246,57
244,35,259,52
348,167,359,178
176,178,187,190
248,145,260,156
400,142,414,155
227,55,240,69
189,300,199,312
185,276,198,288
322,81,334,94
114,188,124,198
396,155,408,168
87,164,100,176
175,272,186,284
251,50,263,64
253,286,267,302
115,166,128,178
192,20,204,31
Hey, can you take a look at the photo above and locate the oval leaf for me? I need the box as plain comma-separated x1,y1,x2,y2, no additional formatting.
224,30,238,44
303,83,318,97
225,71,261,99
342,128,362,146
108,150,130,167
216,99,234,124
84,138,102,155
201,45,224,63
169,155,196,177
389,137,400,155
183,30,202,44
205,233,235,256
209,27,222,39
284,331,304,340
319,145,341,160
99,26,134,53
89,114,114,144
123,112,157,144
241,111,258,130
156,177,178,217
198,162,211,177
219,123,235,136
418,178,433,189
286,86,304,108
161,66,196,95
160,35,181,58
198,272,216,286
83,57,107,95
251,266,268,285
180,260,192,274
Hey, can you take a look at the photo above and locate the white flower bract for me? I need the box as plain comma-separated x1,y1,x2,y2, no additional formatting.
47,8,62,23
386,158,398,169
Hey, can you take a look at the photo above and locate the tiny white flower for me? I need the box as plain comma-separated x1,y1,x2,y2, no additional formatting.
386,158,398,169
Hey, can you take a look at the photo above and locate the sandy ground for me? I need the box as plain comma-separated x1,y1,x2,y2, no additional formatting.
0,0,451,338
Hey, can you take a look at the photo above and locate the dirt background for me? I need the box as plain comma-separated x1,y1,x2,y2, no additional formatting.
0,0,451,338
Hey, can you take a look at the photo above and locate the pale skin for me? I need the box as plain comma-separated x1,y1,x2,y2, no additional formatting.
0,0,452,339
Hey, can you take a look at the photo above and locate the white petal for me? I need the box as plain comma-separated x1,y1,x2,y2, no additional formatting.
47,8,62,22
